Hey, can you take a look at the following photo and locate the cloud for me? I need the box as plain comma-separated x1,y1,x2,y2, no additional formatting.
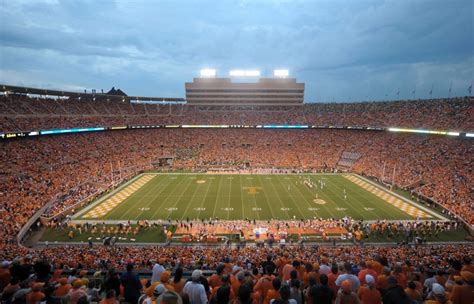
0,0,472,100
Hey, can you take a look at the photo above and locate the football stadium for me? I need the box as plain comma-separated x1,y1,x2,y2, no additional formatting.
0,1,473,304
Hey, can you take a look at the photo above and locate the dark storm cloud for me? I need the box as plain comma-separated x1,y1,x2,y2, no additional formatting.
0,0,472,101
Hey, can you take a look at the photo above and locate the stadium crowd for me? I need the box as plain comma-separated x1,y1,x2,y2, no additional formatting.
1,96,473,132
0,244,472,303
0,95,473,303
1,129,471,242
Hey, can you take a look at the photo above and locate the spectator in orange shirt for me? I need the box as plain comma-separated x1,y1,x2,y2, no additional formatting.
327,263,340,296
264,278,281,304
211,274,235,302
377,267,391,294
255,265,276,303
26,282,45,304
461,257,474,274
231,271,246,297
282,261,297,282
99,289,119,304
449,272,474,304
404,281,422,302
208,264,225,290
358,275,382,304
358,261,377,286
171,268,186,293
336,280,361,304
54,278,72,297
392,263,407,288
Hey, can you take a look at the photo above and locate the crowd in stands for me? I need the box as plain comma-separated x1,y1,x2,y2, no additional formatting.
0,129,472,247
0,244,472,303
0,94,473,302
1,95,472,132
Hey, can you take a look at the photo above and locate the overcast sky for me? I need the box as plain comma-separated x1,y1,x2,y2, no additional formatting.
0,0,472,102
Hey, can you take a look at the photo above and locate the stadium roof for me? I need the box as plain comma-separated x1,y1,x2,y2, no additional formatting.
0,84,185,103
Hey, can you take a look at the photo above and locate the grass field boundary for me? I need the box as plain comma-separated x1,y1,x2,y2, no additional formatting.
72,173,149,219
354,174,448,221
70,172,449,223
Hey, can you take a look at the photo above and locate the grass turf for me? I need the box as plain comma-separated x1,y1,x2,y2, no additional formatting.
73,173,443,221
40,225,170,243
39,225,469,244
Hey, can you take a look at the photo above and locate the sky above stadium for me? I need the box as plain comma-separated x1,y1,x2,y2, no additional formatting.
0,0,472,102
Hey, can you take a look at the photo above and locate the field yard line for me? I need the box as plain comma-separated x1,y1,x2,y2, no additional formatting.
116,177,160,220
297,176,337,219
73,173,146,219
263,175,291,219
355,174,447,220
196,177,214,219
133,175,175,220
175,177,202,221
239,175,245,220
256,175,276,219
275,175,306,219
291,177,321,218
211,175,224,219
248,175,261,221
226,176,234,220
131,176,171,220
345,176,403,220
326,176,369,220
324,176,367,220
240,175,261,221
334,176,386,220
149,175,190,220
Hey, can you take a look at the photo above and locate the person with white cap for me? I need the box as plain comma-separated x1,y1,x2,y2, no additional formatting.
357,274,382,304
425,283,451,304
140,284,168,304
183,269,208,304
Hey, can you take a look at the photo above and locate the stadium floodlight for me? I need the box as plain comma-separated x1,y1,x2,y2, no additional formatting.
229,70,245,77
245,70,260,77
274,69,289,77
200,69,216,77
229,70,260,77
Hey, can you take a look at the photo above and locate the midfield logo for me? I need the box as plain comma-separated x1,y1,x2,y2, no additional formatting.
243,187,263,194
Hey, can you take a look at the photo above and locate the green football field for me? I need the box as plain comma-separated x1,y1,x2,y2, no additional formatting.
72,173,445,221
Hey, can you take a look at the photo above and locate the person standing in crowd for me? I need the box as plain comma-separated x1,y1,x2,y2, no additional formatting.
151,259,166,284
183,270,208,304
271,283,297,304
104,268,121,297
404,281,422,303
336,262,361,292
449,271,474,304
382,276,410,304
358,275,382,304
172,267,187,293
335,280,360,304
424,283,451,304
120,263,142,304
255,265,276,303
307,273,334,304
99,289,119,304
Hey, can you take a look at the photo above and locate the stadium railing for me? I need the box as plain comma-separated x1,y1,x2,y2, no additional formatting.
17,192,64,245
